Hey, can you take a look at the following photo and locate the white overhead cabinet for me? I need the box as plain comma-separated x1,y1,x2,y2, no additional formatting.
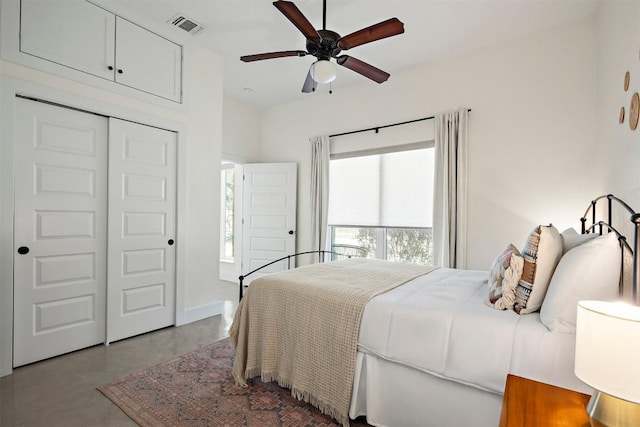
19,1,115,81
114,17,182,102
19,0,182,103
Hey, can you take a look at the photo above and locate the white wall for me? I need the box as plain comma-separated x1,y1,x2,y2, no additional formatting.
260,18,598,270
596,1,640,210
182,46,224,316
0,2,223,376
219,97,263,282
222,96,263,162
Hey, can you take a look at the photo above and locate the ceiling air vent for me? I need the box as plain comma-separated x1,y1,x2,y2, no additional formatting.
168,14,204,35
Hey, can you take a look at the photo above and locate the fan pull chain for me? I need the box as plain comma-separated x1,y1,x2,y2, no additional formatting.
329,82,333,94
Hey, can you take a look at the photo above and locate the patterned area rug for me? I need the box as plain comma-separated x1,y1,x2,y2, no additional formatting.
98,338,371,427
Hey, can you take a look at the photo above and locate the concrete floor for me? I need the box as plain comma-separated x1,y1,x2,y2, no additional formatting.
0,281,239,427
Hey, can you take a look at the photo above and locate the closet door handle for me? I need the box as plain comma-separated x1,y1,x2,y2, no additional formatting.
17,246,29,255
107,66,114,71
168,239,174,246
117,69,123,74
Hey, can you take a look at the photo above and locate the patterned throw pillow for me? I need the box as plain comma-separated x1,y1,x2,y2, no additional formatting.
514,224,563,314
487,244,524,310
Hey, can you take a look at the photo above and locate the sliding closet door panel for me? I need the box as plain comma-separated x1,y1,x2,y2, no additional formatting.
107,118,176,342
13,98,108,367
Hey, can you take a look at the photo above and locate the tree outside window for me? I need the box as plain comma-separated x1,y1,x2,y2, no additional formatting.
220,164,234,260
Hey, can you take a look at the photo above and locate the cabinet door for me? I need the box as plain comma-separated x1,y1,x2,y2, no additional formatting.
20,0,115,80
115,17,182,102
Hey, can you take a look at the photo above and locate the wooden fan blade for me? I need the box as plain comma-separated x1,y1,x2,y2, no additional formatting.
336,55,390,83
337,18,404,50
273,1,321,43
240,50,307,62
302,69,315,93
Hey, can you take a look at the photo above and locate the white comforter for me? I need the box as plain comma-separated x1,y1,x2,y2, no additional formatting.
357,268,591,395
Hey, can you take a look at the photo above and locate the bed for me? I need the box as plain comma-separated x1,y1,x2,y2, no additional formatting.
230,195,640,427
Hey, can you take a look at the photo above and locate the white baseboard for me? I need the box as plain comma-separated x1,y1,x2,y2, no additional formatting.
180,301,224,325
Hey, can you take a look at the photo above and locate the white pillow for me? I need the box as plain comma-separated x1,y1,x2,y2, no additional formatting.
561,227,597,255
514,224,563,314
540,232,621,333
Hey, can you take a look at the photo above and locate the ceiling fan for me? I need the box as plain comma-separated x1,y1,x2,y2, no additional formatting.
240,0,405,93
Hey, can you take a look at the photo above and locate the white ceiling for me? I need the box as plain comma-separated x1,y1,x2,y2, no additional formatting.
112,0,600,109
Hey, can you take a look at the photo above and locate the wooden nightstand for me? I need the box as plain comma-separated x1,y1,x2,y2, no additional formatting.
499,374,591,426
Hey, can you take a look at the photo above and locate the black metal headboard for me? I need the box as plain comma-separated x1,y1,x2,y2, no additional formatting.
580,194,640,304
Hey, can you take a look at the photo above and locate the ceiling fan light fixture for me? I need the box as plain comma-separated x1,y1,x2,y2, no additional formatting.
310,60,337,84
241,0,404,92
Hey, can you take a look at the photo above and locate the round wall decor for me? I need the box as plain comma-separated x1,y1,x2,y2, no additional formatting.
630,92,639,130
624,71,630,91
620,106,626,124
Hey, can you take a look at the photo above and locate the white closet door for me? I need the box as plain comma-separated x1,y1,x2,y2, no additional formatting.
107,118,176,343
13,98,108,367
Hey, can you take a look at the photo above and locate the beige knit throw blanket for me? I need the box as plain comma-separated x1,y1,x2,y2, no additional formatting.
229,258,437,426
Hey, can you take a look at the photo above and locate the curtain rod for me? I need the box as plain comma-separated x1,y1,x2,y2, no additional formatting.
328,109,472,138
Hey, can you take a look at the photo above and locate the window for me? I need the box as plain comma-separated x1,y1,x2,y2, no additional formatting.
328,144,434,264
220,162,235,261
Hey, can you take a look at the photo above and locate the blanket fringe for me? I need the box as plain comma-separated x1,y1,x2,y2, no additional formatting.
289,387,350,427
242,370,350,427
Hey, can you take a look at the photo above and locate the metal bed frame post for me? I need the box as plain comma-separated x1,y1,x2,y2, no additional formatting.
607,195,613,231
633,213,640,305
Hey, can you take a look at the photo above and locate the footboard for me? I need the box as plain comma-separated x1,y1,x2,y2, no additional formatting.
238,250,346,300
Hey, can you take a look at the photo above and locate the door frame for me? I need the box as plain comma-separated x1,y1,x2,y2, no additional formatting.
219,160,243,283
0,77,188,377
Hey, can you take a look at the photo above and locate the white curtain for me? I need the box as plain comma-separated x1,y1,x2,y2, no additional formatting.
433,109,468,268
310,135,330,253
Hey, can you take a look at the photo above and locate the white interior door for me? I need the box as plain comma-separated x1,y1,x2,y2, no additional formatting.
13,98,108,367
107,118,176,343
241,163,297,284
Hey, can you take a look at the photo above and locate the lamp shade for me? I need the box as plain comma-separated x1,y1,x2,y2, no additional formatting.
310,60,336,84
575,300,640,404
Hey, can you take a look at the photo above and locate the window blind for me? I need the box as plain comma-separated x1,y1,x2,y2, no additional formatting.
328,147,434,227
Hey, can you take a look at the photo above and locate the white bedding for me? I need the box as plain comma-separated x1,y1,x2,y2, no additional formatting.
350,267,590,425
